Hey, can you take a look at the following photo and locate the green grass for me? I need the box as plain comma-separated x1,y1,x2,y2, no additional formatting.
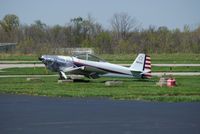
149,53,200,64
152,66,200,72
1,53,200,64
0,76,200,102
100,53,200,64
0,61,41,64
0,67,56,75
1,53,199,102
0,66,199,76
0,54,38,61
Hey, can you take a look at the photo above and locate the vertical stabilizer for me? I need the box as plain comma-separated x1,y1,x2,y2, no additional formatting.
130,53,146,71
130,53,151,78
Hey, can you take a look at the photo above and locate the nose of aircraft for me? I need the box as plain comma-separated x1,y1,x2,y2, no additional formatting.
38,56,44,61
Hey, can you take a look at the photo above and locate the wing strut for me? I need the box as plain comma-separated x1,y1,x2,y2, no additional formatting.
59,71,67,80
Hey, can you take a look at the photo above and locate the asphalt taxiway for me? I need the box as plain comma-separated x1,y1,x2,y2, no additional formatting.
0,95,200,134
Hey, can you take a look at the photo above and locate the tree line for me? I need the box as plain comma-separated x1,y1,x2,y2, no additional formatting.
0,13,200,54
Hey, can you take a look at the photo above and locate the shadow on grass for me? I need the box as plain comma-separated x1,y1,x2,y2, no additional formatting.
73,79,90,83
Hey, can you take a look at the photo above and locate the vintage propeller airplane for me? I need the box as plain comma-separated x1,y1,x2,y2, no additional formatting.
39,53,151,80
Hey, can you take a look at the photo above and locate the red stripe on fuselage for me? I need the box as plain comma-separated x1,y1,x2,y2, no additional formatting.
145,67,151,69
143,74,152,78
145,63,151,65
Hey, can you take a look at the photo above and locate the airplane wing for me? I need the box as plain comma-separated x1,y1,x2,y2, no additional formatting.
60,66,107,79
60,66,85,73
83,66,107,74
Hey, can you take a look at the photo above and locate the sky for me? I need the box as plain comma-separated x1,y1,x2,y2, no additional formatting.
1,0,200,30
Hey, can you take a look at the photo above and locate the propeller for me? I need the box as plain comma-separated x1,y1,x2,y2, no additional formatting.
38,56,44,61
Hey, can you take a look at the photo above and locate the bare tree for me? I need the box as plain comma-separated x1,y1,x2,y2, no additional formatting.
110,12,139,40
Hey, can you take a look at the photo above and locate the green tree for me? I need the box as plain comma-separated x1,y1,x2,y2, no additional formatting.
0,14,19,33
95,32,112,53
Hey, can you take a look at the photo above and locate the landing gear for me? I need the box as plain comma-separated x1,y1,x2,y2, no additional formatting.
59,71,70,80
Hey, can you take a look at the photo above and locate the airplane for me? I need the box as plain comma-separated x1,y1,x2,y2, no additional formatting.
38,53,151,80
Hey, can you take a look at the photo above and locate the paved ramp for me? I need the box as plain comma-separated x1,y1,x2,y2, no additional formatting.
0,95,200,134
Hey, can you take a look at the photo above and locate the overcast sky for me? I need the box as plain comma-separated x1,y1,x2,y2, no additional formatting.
1,0,200,30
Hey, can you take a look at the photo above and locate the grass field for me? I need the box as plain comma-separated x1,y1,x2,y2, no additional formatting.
0,76,200,102
0,53,200,102
101,53,200,64
0,66,199,75
151,66,200,72
0,67,55,75
1,53,200,64
0,54,38,61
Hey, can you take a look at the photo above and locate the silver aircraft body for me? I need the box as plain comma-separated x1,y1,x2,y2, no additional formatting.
39,53,151,79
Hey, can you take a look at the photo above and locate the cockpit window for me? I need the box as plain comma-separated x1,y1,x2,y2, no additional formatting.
87,54,103,62
74,53,106,62
75,54,87,60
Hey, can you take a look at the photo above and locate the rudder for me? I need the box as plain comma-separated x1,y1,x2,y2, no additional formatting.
130,53,151,78
142,55,152,78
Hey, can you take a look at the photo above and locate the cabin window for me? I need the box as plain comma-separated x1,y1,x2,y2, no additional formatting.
75,54,106,62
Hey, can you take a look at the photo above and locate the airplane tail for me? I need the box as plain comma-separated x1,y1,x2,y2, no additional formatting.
129,53,152,79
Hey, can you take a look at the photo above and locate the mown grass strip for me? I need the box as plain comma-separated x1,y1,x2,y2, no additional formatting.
1,53,200,64
0,66,199,75
0,76,200,102
0,67,55,75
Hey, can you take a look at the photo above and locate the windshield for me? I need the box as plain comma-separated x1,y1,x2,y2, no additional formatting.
74,53,106,62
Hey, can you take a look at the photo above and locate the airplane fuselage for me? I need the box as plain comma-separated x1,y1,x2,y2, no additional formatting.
39,53,151,79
